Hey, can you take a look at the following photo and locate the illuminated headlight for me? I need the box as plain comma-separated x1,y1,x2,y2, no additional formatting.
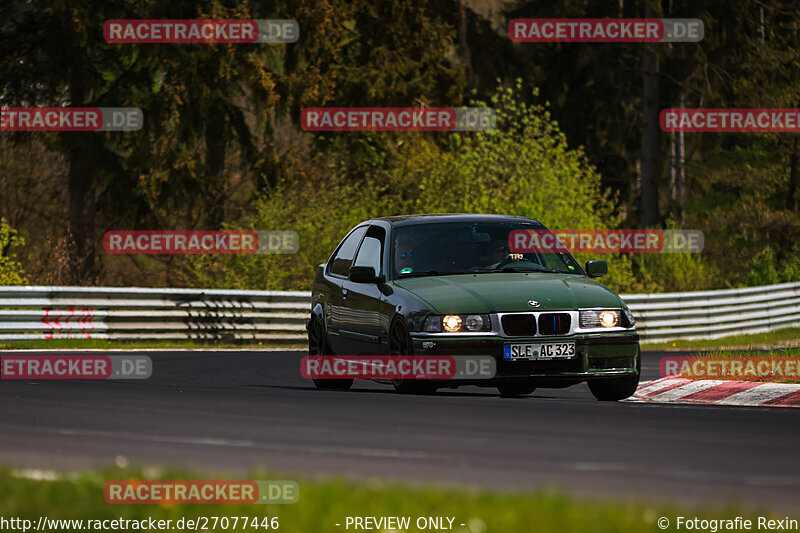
580,309,621,328
599,310,619,327
442,315,463,332
422,315,491,333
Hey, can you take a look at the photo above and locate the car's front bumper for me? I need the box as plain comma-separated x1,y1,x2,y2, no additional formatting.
410,331,639,385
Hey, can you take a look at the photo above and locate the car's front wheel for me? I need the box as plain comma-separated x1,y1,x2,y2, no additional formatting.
587,356,640,401
389,320,437,395
308,316,353,391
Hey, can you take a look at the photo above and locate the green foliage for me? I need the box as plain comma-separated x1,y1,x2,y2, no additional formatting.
3,0,798,293
628,252,717,294
743,248,800,287
186,83,641,292
185,178,393,290
0,219,27,285
745,248,780,287
0,465,756,533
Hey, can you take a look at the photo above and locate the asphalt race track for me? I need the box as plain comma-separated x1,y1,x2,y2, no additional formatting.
1,350,799,511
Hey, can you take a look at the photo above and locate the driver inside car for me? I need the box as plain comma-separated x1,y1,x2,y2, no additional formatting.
483,237,523,269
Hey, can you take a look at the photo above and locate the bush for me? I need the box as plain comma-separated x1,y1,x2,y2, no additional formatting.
0,218,27,285
628,251,717,293
186,82,726,296
185,82,637,292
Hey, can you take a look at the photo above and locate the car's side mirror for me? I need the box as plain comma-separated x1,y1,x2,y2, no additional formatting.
348,265,377,284
585,260,608,278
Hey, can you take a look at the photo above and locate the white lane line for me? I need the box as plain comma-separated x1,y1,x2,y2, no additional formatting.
715,383,800,406
647,380,727,402
745,475,800,487
55,428,430,460
567,462,633,472
58,428,254,447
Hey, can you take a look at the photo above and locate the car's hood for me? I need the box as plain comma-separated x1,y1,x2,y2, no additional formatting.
392,273,623,314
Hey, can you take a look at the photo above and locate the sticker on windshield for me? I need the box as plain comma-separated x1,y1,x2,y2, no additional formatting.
400,267,413,275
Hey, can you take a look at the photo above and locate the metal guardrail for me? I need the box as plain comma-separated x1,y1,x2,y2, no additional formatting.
0,286,310,342
1,282,799,343
620,281,800,342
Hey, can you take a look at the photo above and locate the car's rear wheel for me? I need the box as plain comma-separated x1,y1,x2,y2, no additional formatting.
496,382,536,397
308,316,353,391
389,320,437,395
587,355,640,401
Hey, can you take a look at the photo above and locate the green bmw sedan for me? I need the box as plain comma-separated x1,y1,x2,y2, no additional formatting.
308,214,640,400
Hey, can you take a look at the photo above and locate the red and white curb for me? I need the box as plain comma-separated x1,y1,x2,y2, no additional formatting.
624,377,800,408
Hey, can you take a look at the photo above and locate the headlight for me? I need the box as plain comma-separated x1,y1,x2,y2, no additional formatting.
442,315,463,332
422,316,442,332
422,314,491,333
464,315,485,331
623,308,635,327
579,309,621,328
599,310,619,327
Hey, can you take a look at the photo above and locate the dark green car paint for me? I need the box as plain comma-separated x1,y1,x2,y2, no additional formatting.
393,272,624,315
309,214,640,391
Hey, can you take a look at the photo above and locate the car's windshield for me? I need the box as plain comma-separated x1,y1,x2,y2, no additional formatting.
391,221,583,279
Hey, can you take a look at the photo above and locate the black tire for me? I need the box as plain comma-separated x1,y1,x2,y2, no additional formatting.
308,316,353,391
389,320,437,395
587,355,641,401
497,382,536,397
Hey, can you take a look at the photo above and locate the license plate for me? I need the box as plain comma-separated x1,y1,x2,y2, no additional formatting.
503,342,575,360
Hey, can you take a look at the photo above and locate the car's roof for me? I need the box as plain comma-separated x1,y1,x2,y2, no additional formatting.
369,213,542,227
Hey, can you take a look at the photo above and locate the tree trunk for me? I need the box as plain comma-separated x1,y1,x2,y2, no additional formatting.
668,92,687,223
787,136,799,212
457,0,473,86
677,124,686,222
640,5,661,228
205,105,227,228
66,73,98,285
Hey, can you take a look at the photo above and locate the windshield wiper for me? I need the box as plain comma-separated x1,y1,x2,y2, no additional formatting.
398,270,444,278
474,266,564,274
503,266,564,273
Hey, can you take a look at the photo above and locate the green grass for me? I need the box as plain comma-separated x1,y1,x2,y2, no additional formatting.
0,466,783,533
0,328,800,351
642,327,800,351
697,347,800,358
0,339,306,351
3,326,799,354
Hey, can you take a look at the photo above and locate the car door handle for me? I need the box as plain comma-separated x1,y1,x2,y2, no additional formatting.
342,288,349,298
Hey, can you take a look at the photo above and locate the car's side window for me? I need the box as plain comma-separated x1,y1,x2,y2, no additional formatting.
329,226,368,277
352,227,385,276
